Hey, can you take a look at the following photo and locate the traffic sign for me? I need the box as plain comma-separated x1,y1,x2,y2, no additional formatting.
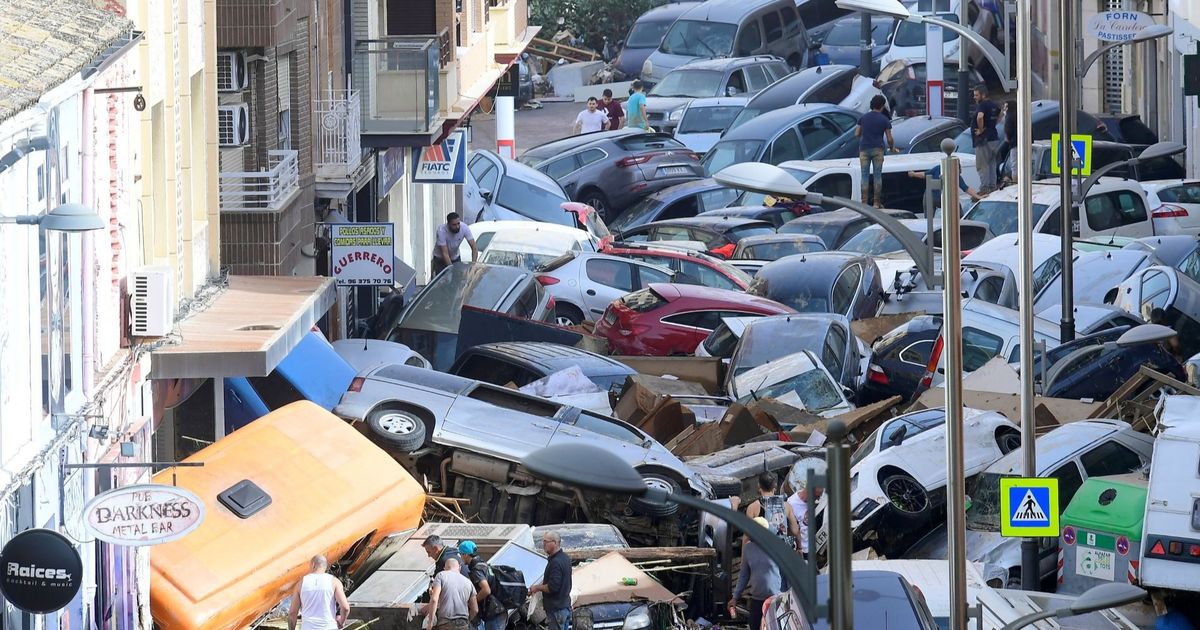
1050,133,1093,176
1000,477,1060,537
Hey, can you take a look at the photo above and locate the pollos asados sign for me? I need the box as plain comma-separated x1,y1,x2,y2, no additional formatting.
83,483,205,546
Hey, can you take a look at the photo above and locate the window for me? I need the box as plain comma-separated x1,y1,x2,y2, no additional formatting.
807,173,853,199
823,325,848,378
744,65,773,92
508,284,541,319
585,258,635,291
1038,204,1080,237
1180,250,1200,286
824,111,859,133
804,72,855,105
456,354,540,387
1084,190,1148,232
577,148,607,168
621,227,652,243
637,264,673,286
1080,441,1144,478
653,225,693,241
974,276,1005,303
762,11,783,41
961,327,1004,371
798,117,840,155
1049,462,1085,509
473,161,499,193
899,340,933,365
830,264,862,315
725,70,748,96
911,125,965,153
780,7,798,30
542,156,580,179
277,54,293,149
700,188,739,211
1139,270,1171,320
735,22,763,55
572,412,645,445
680,260,738,290
246,371,305,411
663,310,722,329
660,197,700,220
1032,253,1063,296
768,128,806,164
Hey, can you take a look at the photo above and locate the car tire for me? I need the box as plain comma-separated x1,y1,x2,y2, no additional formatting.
703,475,743,498
580,189,610,222
366,406,428,452
630,472,681,517
996,427,1021,454
555,303,585,327
880,473,930,518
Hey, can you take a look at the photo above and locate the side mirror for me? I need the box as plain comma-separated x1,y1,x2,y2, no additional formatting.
480,189,493,202
888,424,908,446
726,86,742,97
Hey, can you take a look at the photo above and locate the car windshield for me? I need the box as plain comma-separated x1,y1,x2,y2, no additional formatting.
966,201,1051,236
496,181,572,225
679,105,745,134
841,226,907,256
610,196,666,232
746,275,829,312
729,106,767,131
659,20,737,57
481,249,564,271
737,368,844,413
966,472,1005,532
399,264,523,333
703,140,765,176
626,19,672,48
893,13,959,46
651,70,727,98
741,240,824,260
735,168,817,206
733,325,824,375
825,18,893,46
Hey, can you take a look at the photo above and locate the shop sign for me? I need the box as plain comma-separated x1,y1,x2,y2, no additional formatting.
412,129,467,183
83,484,205,546
0,529,82,614
378,147,406,195
1086,11,1154,42
330,222,396,286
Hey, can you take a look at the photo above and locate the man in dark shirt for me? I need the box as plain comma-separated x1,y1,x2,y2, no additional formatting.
600,89,625,131
972,85,1002,193
531,531,572,630
460,540,507,630
855,95,897,209
424,535,471,579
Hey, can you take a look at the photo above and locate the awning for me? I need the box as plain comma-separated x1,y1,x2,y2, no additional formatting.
149,276,336,380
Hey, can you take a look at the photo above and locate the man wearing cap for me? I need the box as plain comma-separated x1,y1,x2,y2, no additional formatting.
728,517,782,630
460,540,508,630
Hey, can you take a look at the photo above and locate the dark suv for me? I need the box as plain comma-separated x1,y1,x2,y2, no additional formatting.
518,130,703,220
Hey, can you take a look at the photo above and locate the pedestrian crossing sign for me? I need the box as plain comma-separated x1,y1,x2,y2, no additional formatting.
1050,133,1093,176
1000,477,1060,537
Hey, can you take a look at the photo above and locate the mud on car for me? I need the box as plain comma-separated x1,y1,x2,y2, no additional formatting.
335,364,713,546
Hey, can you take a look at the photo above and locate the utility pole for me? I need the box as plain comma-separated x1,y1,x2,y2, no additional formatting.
860,13,873,77
826,421,854,630
940,140,967,630
1058,0,1077,343
956,0,970,122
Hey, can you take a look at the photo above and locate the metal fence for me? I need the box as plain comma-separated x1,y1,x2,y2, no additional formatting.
315,90,363,177
219,150,300,212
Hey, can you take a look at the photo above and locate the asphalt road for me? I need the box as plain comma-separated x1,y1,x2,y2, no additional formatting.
467,100,581,155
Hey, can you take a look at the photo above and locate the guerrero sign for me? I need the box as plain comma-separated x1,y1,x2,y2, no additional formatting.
0,529,82,614
84,484,205,546
1086,11,1155,42
331,223,396,286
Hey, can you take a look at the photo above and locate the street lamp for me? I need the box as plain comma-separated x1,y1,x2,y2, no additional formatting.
835,0,1015,92
998,582,1146,630
523,437,847,626
0,203,106,233
1078,25,1174,96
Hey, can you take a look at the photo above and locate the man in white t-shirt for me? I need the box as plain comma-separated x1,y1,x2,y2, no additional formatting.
573,97,609,135
433,212,478,276
786,479,823,557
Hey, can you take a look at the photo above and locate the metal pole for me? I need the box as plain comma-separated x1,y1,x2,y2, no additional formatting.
940,142,967,630
957,0,971,122
826,420,854,630
1016,0,1040,591
860,13,873,77
1058,0,1077,343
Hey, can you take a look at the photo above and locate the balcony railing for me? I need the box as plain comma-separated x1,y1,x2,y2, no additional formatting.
354,33,448,135
315,90,363,179
219,150,300,212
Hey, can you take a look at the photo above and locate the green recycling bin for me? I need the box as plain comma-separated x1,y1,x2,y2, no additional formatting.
1057,473,1148,595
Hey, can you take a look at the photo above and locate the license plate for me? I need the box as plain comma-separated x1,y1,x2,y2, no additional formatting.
1076,547,1116,581
658,166,691,177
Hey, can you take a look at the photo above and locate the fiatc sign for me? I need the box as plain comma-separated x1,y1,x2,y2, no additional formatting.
412,129,467,184
330,223,396,286
0,529,83,614
83,484,205,546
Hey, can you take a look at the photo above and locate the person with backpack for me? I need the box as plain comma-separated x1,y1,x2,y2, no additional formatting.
743,473,801,552
460,540,508,630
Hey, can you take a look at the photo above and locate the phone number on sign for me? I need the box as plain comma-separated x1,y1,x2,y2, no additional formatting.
337,279,391,286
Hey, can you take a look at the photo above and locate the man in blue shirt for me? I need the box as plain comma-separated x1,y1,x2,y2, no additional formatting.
625,80,649,130
855,95,898,209
972,84,1002,193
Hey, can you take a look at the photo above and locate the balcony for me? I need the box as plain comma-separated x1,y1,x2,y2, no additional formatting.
219,150,301,213
354,32,449,144
489,0,535,60
314,90,373,198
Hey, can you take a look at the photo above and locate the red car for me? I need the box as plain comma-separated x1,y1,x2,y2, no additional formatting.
595,283,795,356
601,242,753,292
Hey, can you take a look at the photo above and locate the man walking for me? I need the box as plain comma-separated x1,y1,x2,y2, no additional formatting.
460,540,508,630
625,81,649,130
727,518,782,630
855,95,897,209
287,555,350,630
600,89,625,131
530,531,572,630
423,534,472,578
426,557,479,630
573,97,610,134
433,213,478,276
972,85,1001,192
786,479,823,559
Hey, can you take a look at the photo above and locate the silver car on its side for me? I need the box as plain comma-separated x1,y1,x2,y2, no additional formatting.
535,251,677,325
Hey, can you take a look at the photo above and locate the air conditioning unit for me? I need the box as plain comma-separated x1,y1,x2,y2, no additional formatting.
130,266,174,337
217,51,249,92
218,104,250,147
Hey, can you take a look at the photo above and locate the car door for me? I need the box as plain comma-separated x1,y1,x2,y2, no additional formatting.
767,127,807,165
820,112,862,158
821,324,850,386
743,64,773,95
799,115,845,158
1116,267,1174,321
549,408,652,465
1081,189,1153,238
441,384,562,454
582,256,638,317
466,153,502,222
540,153,584,197
634,261,674,288
1038,459,1087,578
830,263,863,318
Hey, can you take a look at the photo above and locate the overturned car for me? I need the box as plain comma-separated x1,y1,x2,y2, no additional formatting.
335,364,712,545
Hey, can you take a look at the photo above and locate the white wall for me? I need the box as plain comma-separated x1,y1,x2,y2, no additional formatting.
1168,0,1200,177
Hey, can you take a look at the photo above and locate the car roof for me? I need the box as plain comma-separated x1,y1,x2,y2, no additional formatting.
1139,179,1200,191
890,116,962,145
473,150,567,195
647,282,790,310
678,56,780,71
719,104,854,141
977,181,1067,207
778,151,976,173
962,299,1062,338
748,65,857,106
520,129,644,160
642,215,775,230
700,205,774,218
466,342,633,374
679,0,790,23
783,207,914,226
987,420,1135,475
644,178,727,202
637,1,701,21
964,233,1063,270
736,233,824,245
684,96,752,108
757,250,867,277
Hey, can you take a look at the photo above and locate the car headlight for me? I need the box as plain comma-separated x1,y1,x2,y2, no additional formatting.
642,59,653,78
669,109,684,122
623,606,652,630
851,498,880,521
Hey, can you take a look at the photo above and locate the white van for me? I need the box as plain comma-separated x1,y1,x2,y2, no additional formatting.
1140,395,1200,591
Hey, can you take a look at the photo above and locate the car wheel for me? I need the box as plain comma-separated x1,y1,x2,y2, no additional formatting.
580,189,610,222
996,428,1021,454
703,474,743,498
630,472,681,517
880,473,929,517
554,303,585,327
366,406,428,452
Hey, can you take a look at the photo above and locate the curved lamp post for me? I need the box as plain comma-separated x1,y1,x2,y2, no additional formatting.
998,582,1146,630
1077,25,1173,97
0,203,106,233
523,437,842,625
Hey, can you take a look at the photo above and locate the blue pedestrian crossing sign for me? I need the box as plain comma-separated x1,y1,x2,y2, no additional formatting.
1050,133,1093,176
1000,477,1060,537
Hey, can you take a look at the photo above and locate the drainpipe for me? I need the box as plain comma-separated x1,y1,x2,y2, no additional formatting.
81,88,96,398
